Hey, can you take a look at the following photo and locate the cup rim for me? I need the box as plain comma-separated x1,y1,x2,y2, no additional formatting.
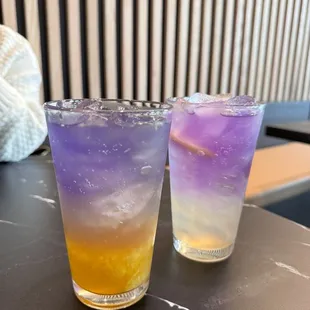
44,98,173,113
166,97,265,108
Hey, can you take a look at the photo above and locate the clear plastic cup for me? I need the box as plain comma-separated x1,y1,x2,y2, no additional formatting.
168,97,264,262
44,99,172,309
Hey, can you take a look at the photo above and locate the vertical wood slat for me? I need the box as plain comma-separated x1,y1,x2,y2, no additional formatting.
255,0,271,100
150,0,163,101
221,0,235,94
210,0,224,95
24,0,44,103
136,0,149,100
187,0,202,95
247,0,263,96
230,0,246,96
277,0,295,101
121,0,133,100
297,3,310,100
198,0,213,94
293,0,309,100
270,0,287,101
64,0,82,98
284,0,302,101
262,0,279,100
86,0,101,98
1,0,17,32
175,0,190,97
46,0,63,100
303,35,310,100
67,0,83,99
162,0,177,100
239,0,255,95
104,0,118,98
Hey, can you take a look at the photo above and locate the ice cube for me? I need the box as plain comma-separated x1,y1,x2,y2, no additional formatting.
223,95,259,116
83,100,133,111
188,93,218,103
78,113,108,127
188,92,232,104
226,95,255,105
90,183,161,224
198,111,228,137
194,105,219,116
83,100,101,111
47,110,88,126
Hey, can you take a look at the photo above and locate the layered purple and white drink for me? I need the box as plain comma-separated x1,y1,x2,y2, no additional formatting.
168,94,264,262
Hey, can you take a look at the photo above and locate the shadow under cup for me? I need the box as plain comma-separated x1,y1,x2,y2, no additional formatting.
44,99,172,309
168,99,265,262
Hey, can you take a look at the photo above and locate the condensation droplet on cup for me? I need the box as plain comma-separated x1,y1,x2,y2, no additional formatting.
197,150,205,156
140,165,152,175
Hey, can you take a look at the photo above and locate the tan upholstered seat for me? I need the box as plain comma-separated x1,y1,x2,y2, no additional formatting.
246,143,310,205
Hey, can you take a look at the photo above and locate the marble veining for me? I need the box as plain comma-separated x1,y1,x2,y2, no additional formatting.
243,204,258,208
0,220,28,227
1,253,67,275
29,195,56,208
293,222,310,232
271,259,310,280
146,293,189,309
300,242,310,248
203,270,280,309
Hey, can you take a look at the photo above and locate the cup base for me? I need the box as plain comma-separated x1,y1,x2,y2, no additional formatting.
173,235,234,263
73,280,149,309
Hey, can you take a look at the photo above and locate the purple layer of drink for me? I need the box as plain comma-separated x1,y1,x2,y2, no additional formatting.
44,99,172,309
168,94,264,262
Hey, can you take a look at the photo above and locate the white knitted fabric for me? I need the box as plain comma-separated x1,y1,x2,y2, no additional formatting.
0,25,47,162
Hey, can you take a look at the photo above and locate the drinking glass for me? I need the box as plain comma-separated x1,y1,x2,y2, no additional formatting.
168,97,264,262
45,99,172,309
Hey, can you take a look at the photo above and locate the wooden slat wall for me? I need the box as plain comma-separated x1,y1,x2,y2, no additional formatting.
86,0,101,98
104,0,118,98
24,0,44,103
1,0,17,32
1,0,310,103
67,0,83,99
175,0,190,97
187,0,202,95
150,0,163,101
163,0,177,99
198,0,212,94
45,0,63,100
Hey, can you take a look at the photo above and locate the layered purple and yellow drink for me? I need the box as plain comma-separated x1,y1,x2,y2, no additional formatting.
45,99,172,309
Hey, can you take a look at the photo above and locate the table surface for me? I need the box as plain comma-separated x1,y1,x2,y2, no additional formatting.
1,156,310,310
266,120,310,144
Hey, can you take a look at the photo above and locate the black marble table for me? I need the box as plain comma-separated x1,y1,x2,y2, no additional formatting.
1,156,310,310
266,121,310,144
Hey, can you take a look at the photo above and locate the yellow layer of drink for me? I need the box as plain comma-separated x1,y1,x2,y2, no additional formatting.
64,218,156,295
